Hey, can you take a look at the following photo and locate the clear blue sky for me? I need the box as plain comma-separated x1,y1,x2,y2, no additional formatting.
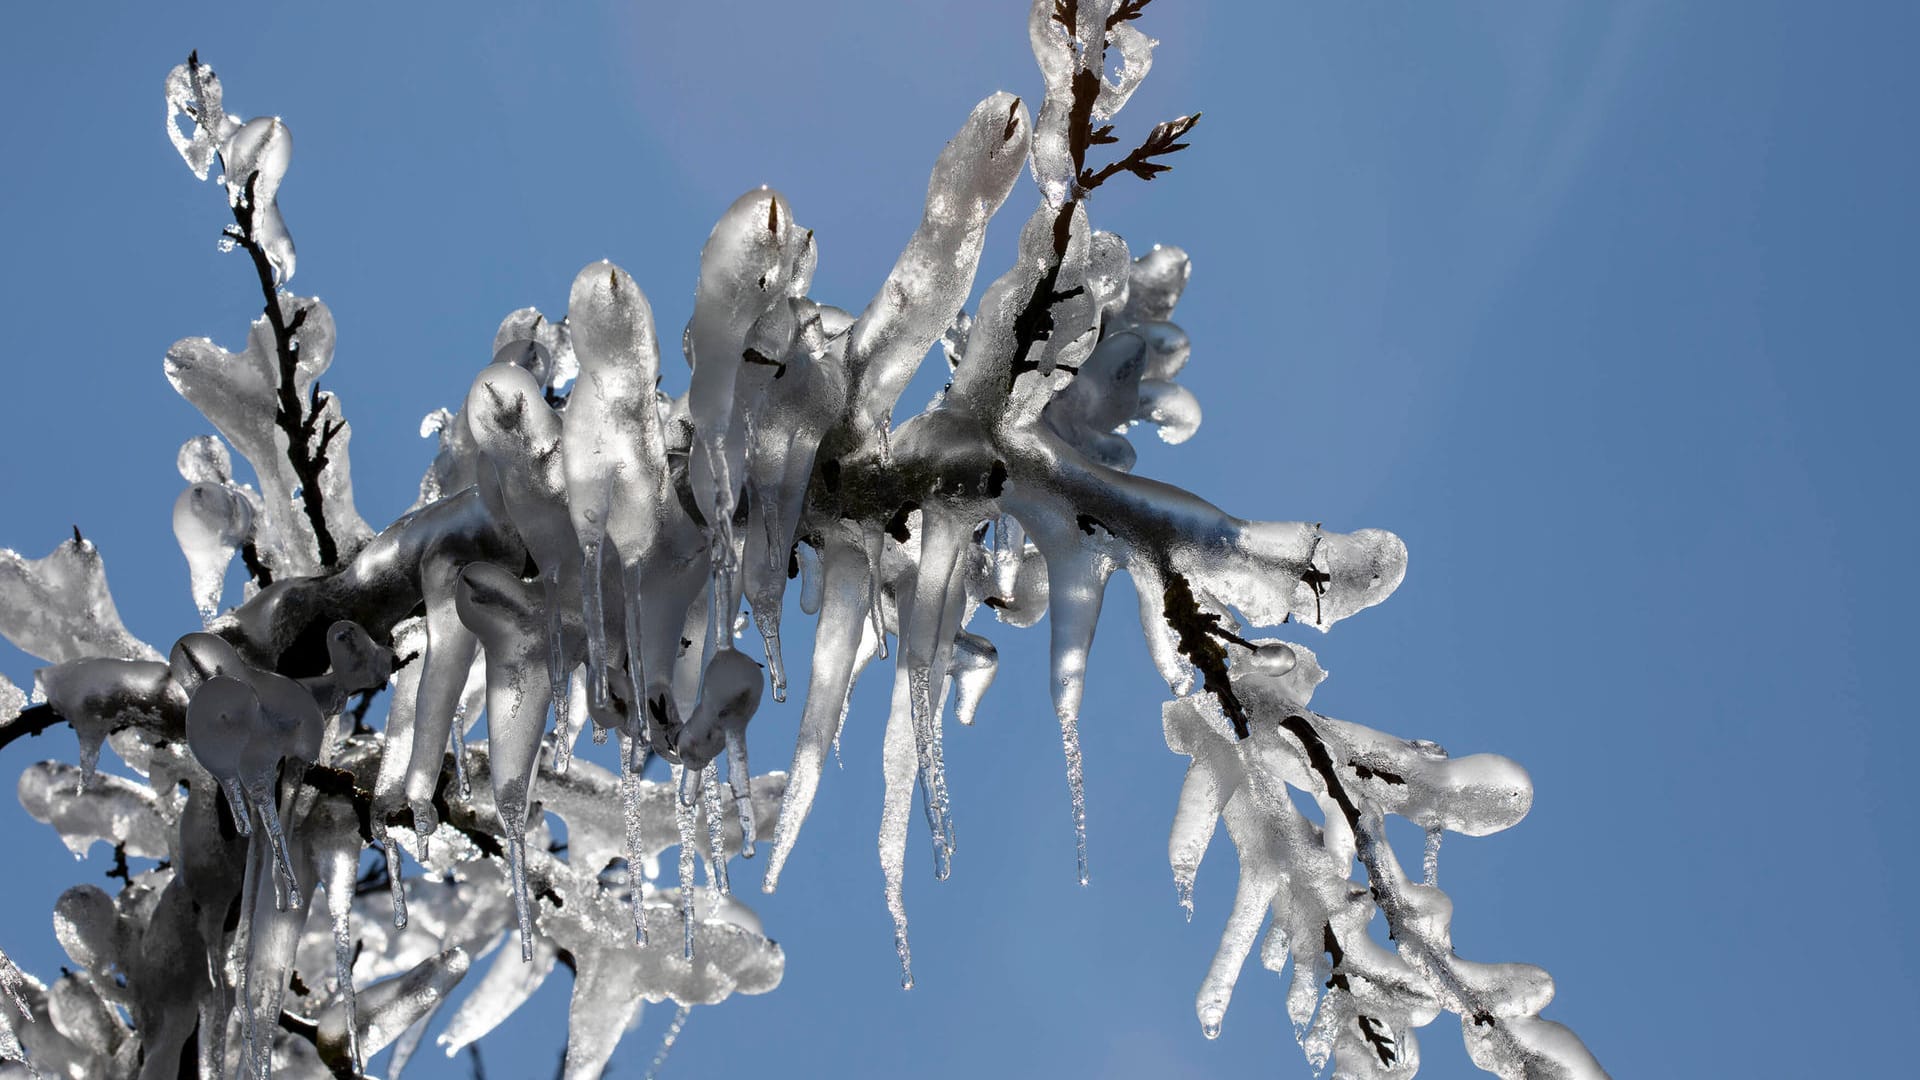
2,2,1914,1077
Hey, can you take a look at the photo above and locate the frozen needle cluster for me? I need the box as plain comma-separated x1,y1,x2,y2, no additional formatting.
0,3,1604,1078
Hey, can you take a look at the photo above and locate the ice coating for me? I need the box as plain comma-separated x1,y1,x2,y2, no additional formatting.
0,534,161,665
18,763,169,860
0,12,1604,1076
561,260,669,717
219,115,296,282
173,482,254,625
454,561,554,960
842,92,1032,443
164,295,374,577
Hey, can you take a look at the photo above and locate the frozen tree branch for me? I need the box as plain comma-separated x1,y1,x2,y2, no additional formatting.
0,4,1605,1078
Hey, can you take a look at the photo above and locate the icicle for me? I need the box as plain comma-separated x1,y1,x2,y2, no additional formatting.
507,831,534,963
1060,711,1088,887
1040,550,1111,887
621,735,649,945
879,669,916,989
1424,825,1443,886
224,776,255,837
701,761,730,896
245,784,300,912
623,561,651,751
582,534,613,713
449,701,470,799
864,527,889,660
645,1005,692,1080
674,763,699,960
725,727,755,858
544,569,573,776
384,837,408,929
326,875,363,1074
757,610,786,704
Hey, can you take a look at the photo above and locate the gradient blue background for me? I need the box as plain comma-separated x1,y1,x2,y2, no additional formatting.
2,2,1913,1077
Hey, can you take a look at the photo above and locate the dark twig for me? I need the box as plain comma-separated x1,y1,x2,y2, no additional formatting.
224,167,342,569
0,704,64,755
1078,113,1200,191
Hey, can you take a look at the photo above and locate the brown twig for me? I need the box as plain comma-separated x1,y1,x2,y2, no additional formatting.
224,164,342,569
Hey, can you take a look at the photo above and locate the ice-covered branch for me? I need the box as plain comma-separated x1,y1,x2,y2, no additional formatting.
0,6,1605,1078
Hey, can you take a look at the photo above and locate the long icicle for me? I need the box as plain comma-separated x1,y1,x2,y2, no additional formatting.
543,568,574,775
621,733,650,945
508,832,534,962
701,761,730,896
725,727,755,858
674,762,699,960
384,837,408,928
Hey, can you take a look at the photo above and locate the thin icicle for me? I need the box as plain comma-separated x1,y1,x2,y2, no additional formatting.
544,570,573,776
581,535,613,712
756,610,786,704
449,701,471,799
384,837,409,929
725,727,755,858
1060,710,1088,886
879,668,916,989
508,832,534,962
623,560,651,753
329,891,363,1075
621,735,649,945
1424,825,1443,886
246,786,301,911
864,528,889,660
674,763,699,960
645,1005,691,1080
700,761,730,896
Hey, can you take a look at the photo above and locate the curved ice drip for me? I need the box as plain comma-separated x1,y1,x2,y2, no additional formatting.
453,560,555,961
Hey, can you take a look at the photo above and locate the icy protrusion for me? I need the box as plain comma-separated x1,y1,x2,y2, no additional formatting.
0,534,162,664
1035,541,1116,887
437,937,556,1058
843,92,1031,442
317,947,470,1065
454,562,554,961
164,295,365,577
219,115,296,281
177,434,233,484
725,727,756,858
676,648,764,772
562,260,669,715
700,762,730,896
765,529,873,892
686,189,796,587
34,659,183,787
17,763,169,860
621,734,650,945
165,56,237,180
948,631,997,727
878,663,917,989
673,763,699,960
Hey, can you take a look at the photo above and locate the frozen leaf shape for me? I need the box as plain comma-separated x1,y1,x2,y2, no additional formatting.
0,535,160,664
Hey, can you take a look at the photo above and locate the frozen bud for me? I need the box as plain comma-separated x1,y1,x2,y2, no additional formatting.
172,482,253,624
1248,642,1297,677
176,435,232,484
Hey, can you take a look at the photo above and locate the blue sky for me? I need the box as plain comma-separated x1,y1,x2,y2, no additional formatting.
2,2,1915,1077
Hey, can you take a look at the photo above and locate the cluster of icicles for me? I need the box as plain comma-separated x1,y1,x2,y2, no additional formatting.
0,2,1606,1077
